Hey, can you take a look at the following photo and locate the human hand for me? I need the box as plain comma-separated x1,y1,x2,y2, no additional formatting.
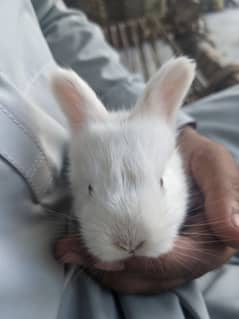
56,126,239,293
179,126,239,247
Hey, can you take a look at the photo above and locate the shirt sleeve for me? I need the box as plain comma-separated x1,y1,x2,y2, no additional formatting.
35,0,195,127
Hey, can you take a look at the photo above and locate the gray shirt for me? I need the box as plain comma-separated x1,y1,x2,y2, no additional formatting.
0,2,239,319
31,0,194,126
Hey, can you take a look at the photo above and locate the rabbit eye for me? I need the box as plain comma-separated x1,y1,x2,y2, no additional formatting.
88,184,94,196
160,178,164,188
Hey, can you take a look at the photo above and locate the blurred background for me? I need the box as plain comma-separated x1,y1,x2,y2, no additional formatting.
64,0,239,103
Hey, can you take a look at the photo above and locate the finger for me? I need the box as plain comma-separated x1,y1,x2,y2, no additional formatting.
89,234,235,294
93,260,125,271
55,236,93,264
191,142,239,247
90,268,186,294
55,236,125,271
123,237,195,277
55,236,82,258
124,236,235,278
60,252,84,265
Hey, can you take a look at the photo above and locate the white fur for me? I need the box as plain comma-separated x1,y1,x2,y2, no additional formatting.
52,57,195,262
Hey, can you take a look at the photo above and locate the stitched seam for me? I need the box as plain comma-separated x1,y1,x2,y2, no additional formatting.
0,141,53,196
0,104,54,195
0,70,55,196
0,104,52,179
0,148,36,191
0,142,52,198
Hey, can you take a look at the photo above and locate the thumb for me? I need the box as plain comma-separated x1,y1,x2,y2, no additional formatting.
191,142,239,248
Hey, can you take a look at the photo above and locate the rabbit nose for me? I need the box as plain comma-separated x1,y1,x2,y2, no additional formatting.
116,240,145,255
129,240,145,254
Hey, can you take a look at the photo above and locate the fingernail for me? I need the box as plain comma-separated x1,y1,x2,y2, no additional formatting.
232,212,239,228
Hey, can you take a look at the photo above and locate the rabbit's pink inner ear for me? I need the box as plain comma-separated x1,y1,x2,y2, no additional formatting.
154,58,195,123
52,78,85,127
131,57,195,125
158,80,184,120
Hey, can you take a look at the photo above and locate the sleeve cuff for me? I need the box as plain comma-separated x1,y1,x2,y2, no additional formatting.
177,111,196,129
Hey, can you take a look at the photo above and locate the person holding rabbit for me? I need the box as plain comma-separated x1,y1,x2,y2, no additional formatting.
0,1,238,319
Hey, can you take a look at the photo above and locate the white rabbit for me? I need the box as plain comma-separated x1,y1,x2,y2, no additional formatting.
52,57,195,262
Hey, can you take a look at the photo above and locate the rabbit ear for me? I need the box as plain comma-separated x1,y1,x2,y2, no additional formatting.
131,57,195,126
51,68,108,128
